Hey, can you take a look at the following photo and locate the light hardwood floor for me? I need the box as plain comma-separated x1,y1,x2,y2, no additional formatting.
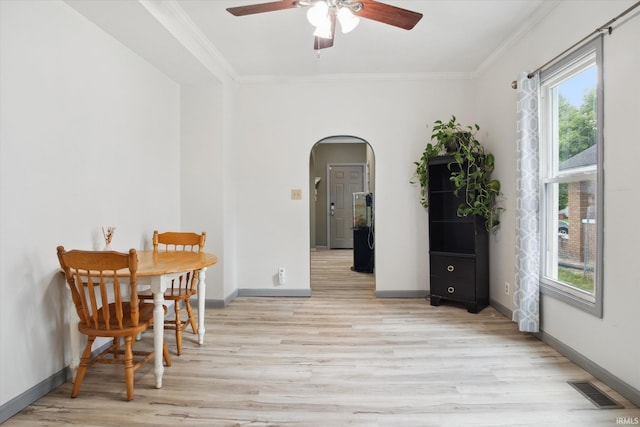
7,249,639,426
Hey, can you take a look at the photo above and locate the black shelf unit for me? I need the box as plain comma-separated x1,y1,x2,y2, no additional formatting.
427,156,489,313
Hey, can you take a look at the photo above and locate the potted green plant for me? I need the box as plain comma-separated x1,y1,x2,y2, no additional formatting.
412,115,503,230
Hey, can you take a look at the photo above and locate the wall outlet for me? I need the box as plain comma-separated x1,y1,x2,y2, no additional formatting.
505,281,510,295
278,267,286,285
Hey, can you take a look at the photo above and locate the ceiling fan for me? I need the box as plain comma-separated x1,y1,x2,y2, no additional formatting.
226,0,423,50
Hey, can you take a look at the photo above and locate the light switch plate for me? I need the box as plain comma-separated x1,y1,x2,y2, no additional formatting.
291,189,302,200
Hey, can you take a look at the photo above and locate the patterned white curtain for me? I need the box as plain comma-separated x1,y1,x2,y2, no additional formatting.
513,71,540,333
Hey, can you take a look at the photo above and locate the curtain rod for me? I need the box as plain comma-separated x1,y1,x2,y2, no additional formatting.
510,1,640,87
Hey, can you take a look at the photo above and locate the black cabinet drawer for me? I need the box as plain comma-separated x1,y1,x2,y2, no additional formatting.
429,255,476,302
430,275,475,301
430,255,475,281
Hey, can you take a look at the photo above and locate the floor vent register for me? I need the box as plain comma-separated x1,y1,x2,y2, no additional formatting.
568,381,623,409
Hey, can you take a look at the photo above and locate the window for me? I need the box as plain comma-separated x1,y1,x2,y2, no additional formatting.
539,36,604,317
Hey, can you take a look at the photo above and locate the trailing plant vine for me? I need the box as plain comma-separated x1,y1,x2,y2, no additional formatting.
412,115,503,230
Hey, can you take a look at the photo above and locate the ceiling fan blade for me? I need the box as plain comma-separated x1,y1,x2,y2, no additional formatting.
357,0,423,30
314,12,336,50
226,1,299,16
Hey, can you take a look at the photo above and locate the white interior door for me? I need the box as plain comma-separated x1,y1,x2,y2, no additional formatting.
328,164,364,249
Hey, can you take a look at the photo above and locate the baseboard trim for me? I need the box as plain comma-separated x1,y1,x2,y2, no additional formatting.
205,289,238,308
375,290,428,298
487,300,638,406
0,369,67,424
237,289,312,297
536,329,640,407
205,299,226,308
489,298,512,319
205,288,311,307
0,340,113,424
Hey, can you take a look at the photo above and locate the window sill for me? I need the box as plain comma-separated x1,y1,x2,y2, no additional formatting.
540,281,602,318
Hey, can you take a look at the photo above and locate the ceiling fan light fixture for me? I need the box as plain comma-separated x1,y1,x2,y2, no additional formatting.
313,16,333,39
337,6,359,33
306,1,329,27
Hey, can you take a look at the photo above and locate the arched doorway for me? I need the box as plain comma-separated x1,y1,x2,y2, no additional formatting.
309,136,375,295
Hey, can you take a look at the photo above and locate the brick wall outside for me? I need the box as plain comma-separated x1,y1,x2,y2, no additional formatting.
558,181,596,270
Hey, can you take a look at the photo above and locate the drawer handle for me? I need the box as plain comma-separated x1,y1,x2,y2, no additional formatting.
447,265,455,272
447,286,455,294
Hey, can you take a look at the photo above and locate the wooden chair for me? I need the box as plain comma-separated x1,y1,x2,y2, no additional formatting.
139,230,206,355
57,246,171,401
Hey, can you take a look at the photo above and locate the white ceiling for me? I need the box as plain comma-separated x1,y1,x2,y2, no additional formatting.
64,0,558,84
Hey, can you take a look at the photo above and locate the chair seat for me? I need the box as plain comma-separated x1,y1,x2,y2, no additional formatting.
77,301,154,337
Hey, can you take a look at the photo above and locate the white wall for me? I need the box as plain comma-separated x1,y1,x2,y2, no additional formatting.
180,83,229,300
0,0,181,406
231,78,476,294
475,0,640,391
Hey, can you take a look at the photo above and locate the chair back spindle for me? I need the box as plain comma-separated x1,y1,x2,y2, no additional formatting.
59,248,139,332
153,231,206,253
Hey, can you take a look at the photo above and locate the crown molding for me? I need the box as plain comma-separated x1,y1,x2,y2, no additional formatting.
138,0,237,84
234,71,476,85
475,0,560,76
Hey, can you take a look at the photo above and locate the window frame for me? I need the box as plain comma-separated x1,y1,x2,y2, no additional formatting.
538,36,604,318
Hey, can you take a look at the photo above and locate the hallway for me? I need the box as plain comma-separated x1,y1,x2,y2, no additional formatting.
310,248,375,298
